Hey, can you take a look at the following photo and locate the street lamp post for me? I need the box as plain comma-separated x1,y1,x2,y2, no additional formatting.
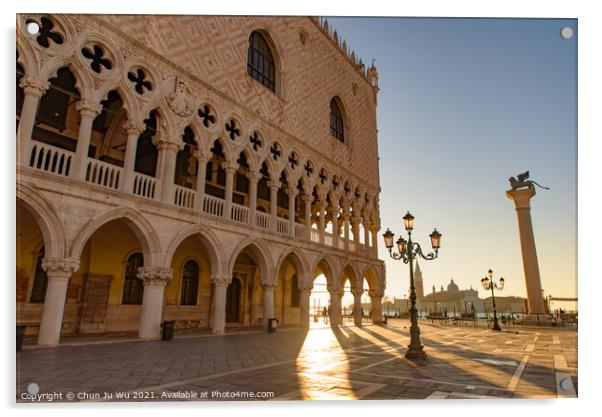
383,211,441,360
481,269,505,331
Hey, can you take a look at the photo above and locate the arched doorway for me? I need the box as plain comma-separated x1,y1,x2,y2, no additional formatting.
225,278,242,323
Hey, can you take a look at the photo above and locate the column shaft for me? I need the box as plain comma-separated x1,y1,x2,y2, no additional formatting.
72,102,101,179
353,292,363,327
288,190,296,237
138,268,172,340
319,204,326,245
299,289,311,328
120,124,143,193
37,258,79,346
262,285,275,327
18,79,48,166
212,279,229,335
194,156,209,211
269,181,280,231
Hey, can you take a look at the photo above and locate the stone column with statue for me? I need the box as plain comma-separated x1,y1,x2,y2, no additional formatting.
506,171,551,321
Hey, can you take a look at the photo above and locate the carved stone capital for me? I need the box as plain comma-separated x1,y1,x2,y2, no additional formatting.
221,160,239,173
124,120,146,137
284,186,298,197
246,170,262,182
368,289,384,299
41,258,80,277
212,274,232,287
192,148,211,163
76,100,103,117
152,135,183,152
261,282,277,291
267,179,281,190
19,77,49,97
137,267,173,287
301,193,314,203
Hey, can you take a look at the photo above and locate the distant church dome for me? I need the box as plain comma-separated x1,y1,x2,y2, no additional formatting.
447,278,459,292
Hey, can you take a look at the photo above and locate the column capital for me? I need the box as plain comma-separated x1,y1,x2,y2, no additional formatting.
369,289,385,299
350,215,361,225
284,186,298,197
152,135,183,152
193,148,212,163
211,274,232,287
41,257,80,277
301,193,314,203
221,160,239,174
246,170,262,182
352,288,365,297
261,282,277,290
506,187,536,209
137,267,173,287
19,76,49,97
267,179,281,190
124,120,146,136
76,100,103,117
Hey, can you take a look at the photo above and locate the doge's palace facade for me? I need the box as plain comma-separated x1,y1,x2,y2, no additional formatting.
16,14,385,346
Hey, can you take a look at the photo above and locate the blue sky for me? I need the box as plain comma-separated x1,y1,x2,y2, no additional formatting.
329,17,577,307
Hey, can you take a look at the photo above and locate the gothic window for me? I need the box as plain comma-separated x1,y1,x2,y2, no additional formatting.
290,274,300,308
330,98,345,142
180,260,199,306
122,252,144,305
29,246,47,303
36,67,79,133
134,111,159,177
247,31,276,92
174,126,198,188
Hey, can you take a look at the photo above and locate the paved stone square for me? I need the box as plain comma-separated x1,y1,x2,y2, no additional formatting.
16,319,577,402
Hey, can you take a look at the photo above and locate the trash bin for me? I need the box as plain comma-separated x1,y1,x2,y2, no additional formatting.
268,318,278,333
17,325,26,352
313,314,319,323
162,320,175,341
383,315,388,325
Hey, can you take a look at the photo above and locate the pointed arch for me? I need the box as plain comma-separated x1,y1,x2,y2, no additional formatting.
164,223,225,276
276,246,310,279
16,183,65,258
228,237,274,285
69,206,162,265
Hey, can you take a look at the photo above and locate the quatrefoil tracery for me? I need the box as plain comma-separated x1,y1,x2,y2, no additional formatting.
81,45,113,73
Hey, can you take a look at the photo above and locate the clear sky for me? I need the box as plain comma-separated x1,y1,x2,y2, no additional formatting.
328,17,577,309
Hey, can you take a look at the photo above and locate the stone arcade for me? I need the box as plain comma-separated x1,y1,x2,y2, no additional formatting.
16,15,385,346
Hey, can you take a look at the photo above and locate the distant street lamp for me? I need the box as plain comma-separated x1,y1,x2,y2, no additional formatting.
383,211,441,360
481,269,505,331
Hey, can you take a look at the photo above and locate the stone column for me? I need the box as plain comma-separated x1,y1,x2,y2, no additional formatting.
211,275,231,335
247,170,262,226
222,161,238,220
370,226,379,258
364,219,372,253
351,215,361,253
299,283,313,328
370,289,384,324
194,151,209,211
303,194,313,241
329,205,339,248
120,121,145,193
353,289,364,327
137,267,172,340
318,200,326,245
72,100,102,180
155,137,181,203
36,258,80,346
328,286,343,326
268,178,280,232
262,283,276,327
18,77,49,166
342,209,351,251
286,187,297,237
506,187,546,315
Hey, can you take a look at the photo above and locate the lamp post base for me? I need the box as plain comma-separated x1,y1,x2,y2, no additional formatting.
405,345,427,360
492,322,502,331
